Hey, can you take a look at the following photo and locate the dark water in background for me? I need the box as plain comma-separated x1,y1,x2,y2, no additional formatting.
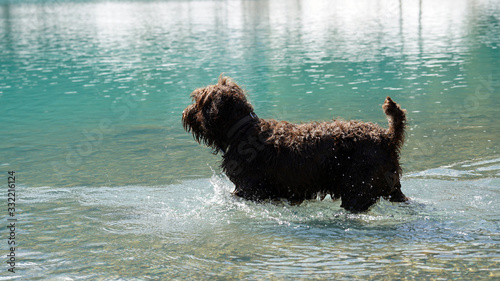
0,0,499,279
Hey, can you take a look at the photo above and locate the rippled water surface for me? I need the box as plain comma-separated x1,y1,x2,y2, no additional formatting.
1,0,499,279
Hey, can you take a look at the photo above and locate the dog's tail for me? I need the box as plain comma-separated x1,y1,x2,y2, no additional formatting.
383,96,406,151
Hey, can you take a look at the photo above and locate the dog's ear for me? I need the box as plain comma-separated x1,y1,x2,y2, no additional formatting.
218,76,254,115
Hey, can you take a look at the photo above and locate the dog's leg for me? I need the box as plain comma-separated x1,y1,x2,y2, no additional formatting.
339,171,380,212
232,180,275,202
328,191,340,201
383,170,410,202
387,187,410,202
340,192,378,213
233,185,261,201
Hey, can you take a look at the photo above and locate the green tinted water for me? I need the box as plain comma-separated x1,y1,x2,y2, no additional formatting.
0,0,499,279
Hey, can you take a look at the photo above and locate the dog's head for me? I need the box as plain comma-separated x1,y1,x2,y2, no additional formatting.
182,75,255,152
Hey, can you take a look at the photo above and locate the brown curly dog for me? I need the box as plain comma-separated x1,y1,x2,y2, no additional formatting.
182,75,409,212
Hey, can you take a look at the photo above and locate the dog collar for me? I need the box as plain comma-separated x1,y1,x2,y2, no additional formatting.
227,112,258,139
218,112,259,155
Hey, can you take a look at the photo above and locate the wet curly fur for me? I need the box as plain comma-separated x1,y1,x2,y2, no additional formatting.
182,75,409,212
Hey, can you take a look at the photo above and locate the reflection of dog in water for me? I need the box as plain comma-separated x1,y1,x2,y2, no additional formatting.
182,75,409,212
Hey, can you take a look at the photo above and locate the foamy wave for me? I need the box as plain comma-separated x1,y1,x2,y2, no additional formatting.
407,157,500,179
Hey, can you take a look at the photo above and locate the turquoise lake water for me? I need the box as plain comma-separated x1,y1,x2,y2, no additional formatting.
1,0,499,279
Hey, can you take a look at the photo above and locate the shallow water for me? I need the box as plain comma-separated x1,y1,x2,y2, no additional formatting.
17,159,500,279
0,0,499,279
